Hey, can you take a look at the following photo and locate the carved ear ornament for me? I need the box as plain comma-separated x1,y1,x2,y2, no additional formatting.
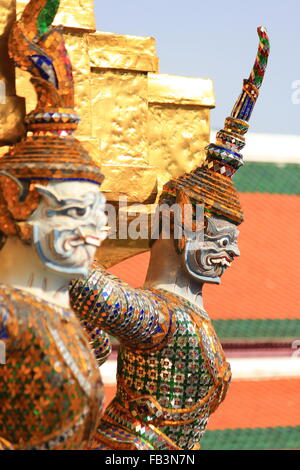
0,171,27,201
0,171,45,241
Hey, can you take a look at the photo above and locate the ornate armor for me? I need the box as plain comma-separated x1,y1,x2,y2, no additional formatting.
0,285,104,449
70,265,231,450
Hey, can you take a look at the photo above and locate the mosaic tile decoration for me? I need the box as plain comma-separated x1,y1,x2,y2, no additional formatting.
70,263,232,450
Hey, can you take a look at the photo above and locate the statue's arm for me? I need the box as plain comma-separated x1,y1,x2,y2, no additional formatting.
88,328,112,367
69,263,174,351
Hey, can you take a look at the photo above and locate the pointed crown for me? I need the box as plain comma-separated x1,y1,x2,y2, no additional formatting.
0,0,104,185
160,27,270,225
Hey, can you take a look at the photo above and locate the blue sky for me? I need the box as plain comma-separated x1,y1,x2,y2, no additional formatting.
94,0,300,135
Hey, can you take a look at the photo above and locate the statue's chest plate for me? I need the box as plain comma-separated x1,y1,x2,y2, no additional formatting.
119,301,230,411
0,286,103,449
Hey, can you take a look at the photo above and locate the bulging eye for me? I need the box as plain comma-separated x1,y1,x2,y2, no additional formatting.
66,207,89,218
218,237,229,248
75,208,87,217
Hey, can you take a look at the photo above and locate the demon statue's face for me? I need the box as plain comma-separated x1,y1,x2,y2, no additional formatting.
28,180,108,277
184,215,240,284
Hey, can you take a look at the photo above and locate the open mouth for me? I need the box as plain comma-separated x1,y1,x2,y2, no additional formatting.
74,226,110,248
207,255,233,267
63,235,101,251
64,237,85,251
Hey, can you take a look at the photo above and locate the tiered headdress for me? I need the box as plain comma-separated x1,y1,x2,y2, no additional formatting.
0,0,104,239
160,27,270,226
